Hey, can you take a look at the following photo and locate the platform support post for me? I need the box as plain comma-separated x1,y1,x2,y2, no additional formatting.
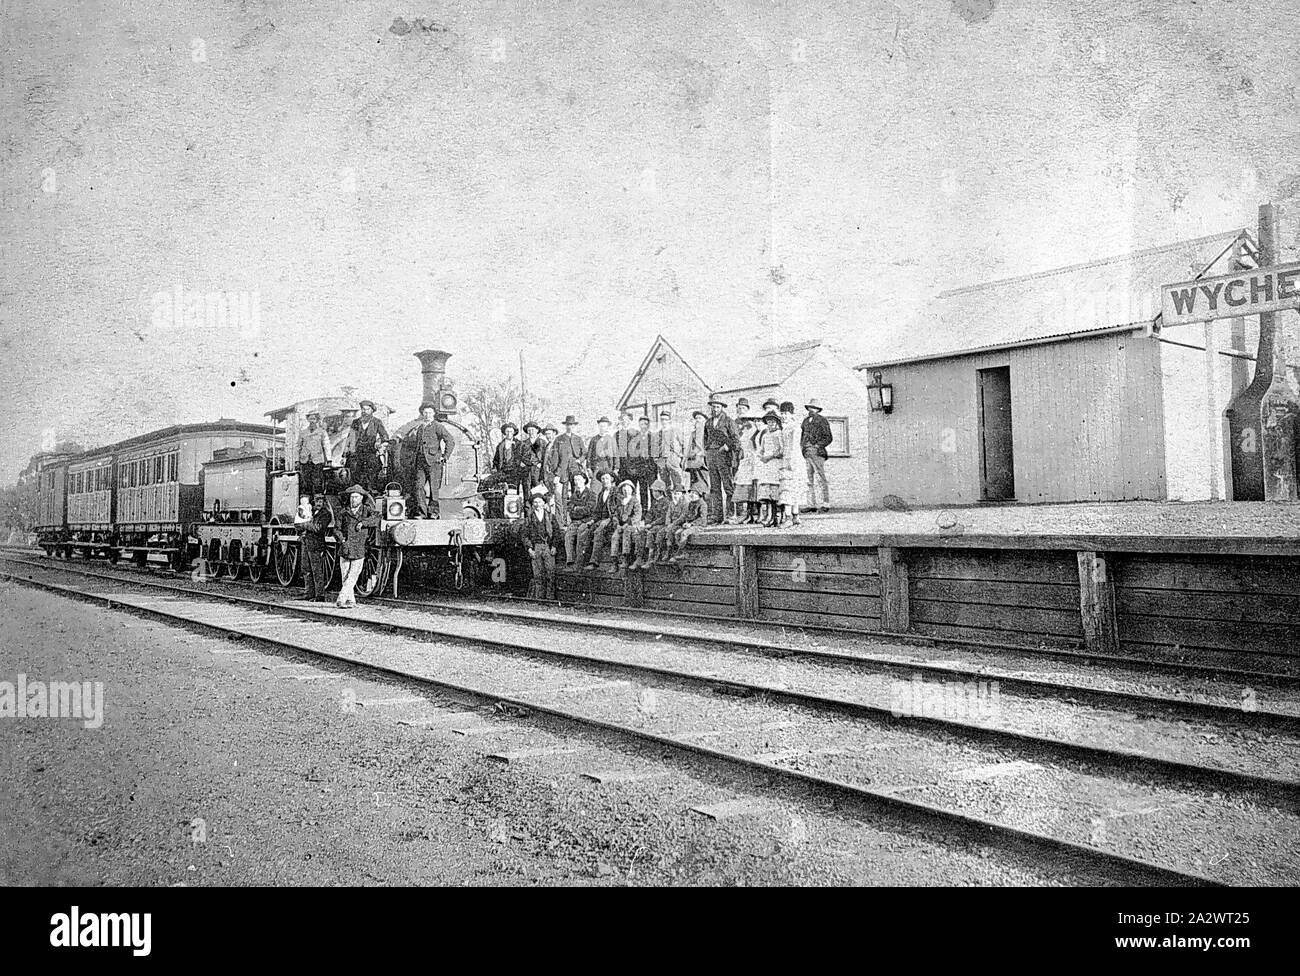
624,569,644,609
878,545,909,632
734,545,759,619
1077,550,1118,657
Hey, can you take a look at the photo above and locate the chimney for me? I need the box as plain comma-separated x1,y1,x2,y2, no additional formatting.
415,349,452,407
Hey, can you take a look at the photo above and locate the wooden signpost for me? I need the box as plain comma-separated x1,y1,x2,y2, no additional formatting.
1163,204,1299,502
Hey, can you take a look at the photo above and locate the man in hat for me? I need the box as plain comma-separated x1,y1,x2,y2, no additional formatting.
552,415,588,485
493,421,521,488
410,402,456,519
522,490,560,600
606,478,644,574
294,492,333,602
298,411,332,498
801,398,833,512
627,415,658,505
702,395,737,524
656,409,687,492
614,409,639,485
345,400,390,493
562,470,599,568
585,470,617,570
335,484,379,608
520,420,545,492
587,416,617,482
685,408,709,495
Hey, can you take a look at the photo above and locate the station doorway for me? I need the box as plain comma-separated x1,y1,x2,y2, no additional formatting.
978,366,1015,501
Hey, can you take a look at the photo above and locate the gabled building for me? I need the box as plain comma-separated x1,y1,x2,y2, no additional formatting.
714,340,873,507
858,229,1287,506
616,334,713,424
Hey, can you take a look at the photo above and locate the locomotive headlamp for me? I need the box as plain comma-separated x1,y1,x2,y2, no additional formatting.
437,389,458,413
383,483,406,521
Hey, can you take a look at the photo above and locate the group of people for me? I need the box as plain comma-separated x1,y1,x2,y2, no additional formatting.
296,400,457,519
292,484,379,609
506,395,835,600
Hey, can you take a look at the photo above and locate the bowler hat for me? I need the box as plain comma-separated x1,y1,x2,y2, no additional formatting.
707,394,726,407
563,415,579,425
691,408,707,419
637,415,650,425
543,422,559,434
804,398,824,412
597,415,612,425
762,397,780,410
735,397,750,409
359,399,376,410
500,421,518,435
523,420,540,432
658,409,671,419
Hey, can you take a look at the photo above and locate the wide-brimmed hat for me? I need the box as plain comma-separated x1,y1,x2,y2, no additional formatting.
500,421,519,435
563,415,579,425
359,399,376,410
735,397,751,409
707,394,726,407
542,422,559,434
804,398,824,412
617,479,634,490
340,484,373,503
523,420,540,432
762,411,783,426
597,415,612,425
692,408,707,419
658,409,672,420
761,397,780,410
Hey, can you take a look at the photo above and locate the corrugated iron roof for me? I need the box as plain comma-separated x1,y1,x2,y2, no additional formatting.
859,229,1251,369
714,340,824,394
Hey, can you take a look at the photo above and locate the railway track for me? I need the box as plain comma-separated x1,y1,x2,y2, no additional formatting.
6,554,1299,884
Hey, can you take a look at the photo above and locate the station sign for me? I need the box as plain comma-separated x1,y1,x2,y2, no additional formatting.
1161,261,1300,325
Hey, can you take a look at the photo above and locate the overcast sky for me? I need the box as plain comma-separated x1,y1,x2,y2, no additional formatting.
2,0,1298,479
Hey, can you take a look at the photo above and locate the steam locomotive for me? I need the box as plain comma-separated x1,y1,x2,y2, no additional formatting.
31,350,525,599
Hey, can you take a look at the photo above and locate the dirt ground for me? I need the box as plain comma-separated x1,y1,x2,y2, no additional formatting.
0,580,1064,887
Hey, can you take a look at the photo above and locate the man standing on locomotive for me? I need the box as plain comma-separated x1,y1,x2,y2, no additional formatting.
410,403,455,519
298,411,332,498
345,400,389,493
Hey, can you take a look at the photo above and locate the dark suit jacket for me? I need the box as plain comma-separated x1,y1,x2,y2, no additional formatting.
411,420,455,465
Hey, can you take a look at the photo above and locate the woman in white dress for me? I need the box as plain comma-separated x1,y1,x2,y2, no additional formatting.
756,411,783,527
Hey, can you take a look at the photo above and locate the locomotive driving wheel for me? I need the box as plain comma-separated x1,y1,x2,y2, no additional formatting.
354,547,390,600
273,536,299,587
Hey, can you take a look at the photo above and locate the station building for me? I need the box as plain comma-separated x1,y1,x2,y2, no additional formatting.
857,229,1293,507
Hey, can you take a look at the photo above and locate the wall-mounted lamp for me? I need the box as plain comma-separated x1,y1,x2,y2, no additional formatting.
866,371,894,414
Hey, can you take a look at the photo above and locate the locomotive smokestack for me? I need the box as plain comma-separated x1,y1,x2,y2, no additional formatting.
415,349,452,408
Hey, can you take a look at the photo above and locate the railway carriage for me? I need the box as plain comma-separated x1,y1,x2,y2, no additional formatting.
33,453,73,556
116,422,279,569
65,451,116,559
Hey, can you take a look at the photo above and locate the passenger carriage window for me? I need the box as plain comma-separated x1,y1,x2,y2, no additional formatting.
168,452,177,482
154,456,163,483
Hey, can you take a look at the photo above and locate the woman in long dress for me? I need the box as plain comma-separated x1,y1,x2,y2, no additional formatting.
755,411,783,527
777,401,801,527
729,414,759,524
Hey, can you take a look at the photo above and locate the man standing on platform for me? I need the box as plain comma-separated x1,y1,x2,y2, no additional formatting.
298,411,331,498
657,409,686,492
702,395,737,525
552,415,588,489
345,400,389,493
587,416,617,482
801,398,833,513
410,403,455,519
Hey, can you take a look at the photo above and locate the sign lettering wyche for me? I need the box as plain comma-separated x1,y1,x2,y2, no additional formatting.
1161,261,1300,326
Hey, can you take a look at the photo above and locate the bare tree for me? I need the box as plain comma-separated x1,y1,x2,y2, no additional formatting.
457,368,550,446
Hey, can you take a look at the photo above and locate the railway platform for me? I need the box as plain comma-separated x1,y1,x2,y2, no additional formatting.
556,501,1300,674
